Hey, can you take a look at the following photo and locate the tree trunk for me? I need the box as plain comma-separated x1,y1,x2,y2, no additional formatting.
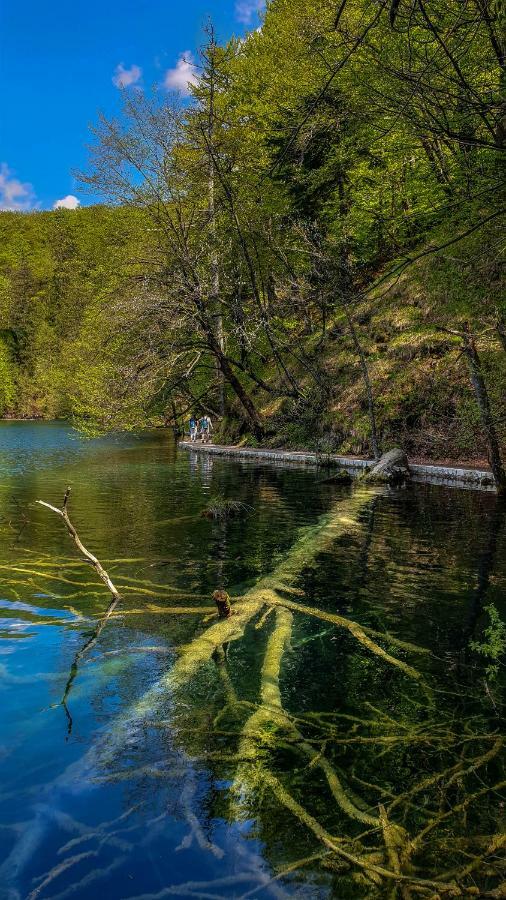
204,324,263,439
332,188,381,460
419,135,453,191
217,351,264,441
342,303,381,459
462,324,506,494
495,313,506,354
170,400,182,436
208,160,226,417
203,35,226,419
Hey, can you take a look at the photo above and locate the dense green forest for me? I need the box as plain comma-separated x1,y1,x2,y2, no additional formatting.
1,0,505,475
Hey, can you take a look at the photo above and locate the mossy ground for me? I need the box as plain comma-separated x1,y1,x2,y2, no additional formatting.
221,225,505,465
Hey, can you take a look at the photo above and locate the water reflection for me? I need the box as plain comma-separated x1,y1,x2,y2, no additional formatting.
199,451,214,488
188,450,199,481
0,423,504,899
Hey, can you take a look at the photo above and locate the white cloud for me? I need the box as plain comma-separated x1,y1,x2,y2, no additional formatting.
53,195,80,210
163,52,199,95
112,63,142,89
0,163,36,211
236,0,265,24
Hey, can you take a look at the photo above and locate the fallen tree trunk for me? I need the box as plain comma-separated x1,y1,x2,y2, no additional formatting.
167,487,380,689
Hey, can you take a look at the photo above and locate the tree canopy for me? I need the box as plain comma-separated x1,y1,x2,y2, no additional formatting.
1,0,505,475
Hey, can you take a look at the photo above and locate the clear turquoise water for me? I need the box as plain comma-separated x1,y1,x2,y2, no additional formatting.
0,422,504,899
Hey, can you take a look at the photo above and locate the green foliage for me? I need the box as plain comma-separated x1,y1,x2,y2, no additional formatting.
470,603,506,680
0,206,148,422
0,335,16,414
0,0,504,464
201,496,250,520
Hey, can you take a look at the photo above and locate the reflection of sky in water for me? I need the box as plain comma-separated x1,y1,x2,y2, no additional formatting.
0,421,141,476
0,422,333,899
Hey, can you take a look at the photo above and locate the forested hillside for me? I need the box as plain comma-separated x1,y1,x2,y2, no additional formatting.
0,206,148,423
1,0,505,474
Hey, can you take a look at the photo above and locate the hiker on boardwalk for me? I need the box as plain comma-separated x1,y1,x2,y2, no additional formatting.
189,414,198,442
200,414,213,443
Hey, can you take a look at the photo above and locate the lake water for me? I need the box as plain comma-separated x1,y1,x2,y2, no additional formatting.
0,422,504,899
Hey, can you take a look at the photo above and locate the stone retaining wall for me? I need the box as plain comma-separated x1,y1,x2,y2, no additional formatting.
178,442,495,490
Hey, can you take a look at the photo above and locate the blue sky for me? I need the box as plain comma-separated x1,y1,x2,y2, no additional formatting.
0,0,263,211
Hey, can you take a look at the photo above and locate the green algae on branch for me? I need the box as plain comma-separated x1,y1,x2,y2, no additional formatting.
228,591,427,892
74,488,390,764
268,595,425,682
221,576,501,896
231,605,383,829
261,769,470,896
168,488,376,687
167,487,425,691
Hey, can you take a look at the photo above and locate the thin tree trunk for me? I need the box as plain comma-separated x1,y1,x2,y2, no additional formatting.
205,136,302,398
342,303,381,459
495,313,506,354
462,324,506,493
193,286,263,438
203,33,226,419
204,326,263,439
217,351,264,441
419,136,452,191
170,399,182,436
333,182,381,460
208,159,225,417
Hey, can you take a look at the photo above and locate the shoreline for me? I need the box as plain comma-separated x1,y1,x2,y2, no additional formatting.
178,441,496,491
0,420,496,491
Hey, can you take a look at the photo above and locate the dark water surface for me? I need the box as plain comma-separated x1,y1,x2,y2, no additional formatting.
0,422,504,899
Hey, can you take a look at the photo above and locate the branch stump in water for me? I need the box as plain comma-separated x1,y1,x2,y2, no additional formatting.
213,590,233,618
365,448,411,485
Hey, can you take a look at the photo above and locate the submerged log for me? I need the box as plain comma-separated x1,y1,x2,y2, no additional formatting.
167,488,380,689
5,485,502,899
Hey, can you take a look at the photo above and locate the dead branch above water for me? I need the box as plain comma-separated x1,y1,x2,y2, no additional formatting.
36,488,123,733
36,487,122,603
